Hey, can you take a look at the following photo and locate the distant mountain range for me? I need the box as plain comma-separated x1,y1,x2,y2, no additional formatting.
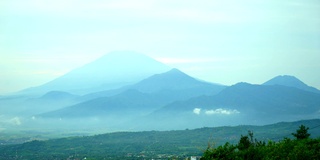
19,51,171,95
1,51,319,132
141,82,320,130
38,69,226,122
37,69,320,130
81,68,225,100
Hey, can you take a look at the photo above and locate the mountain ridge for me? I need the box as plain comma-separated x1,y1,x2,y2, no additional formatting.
263,75,320,94
82,68,226,100
19,51,171,95
38,69,226,121
141,82,320,130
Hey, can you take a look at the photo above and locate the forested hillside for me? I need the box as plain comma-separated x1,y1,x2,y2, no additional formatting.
201,125,320,160
1,119,319,159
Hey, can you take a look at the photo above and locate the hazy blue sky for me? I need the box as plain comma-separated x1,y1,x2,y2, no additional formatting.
1,0,320,94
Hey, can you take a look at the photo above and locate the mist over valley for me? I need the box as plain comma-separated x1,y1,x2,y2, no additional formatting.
2,0,320,158
1,51,319,132
1,51,320,159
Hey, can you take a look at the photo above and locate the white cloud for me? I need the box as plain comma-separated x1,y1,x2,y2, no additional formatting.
205,108,240,115
193,108,201,115
0,116,22,126
9,117,22,125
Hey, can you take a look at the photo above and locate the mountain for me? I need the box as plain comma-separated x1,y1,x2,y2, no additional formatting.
213,83,320,115
39,69,226,121
39,91,78,100
84,68,226,100
1,91,81,116
27,91,79,112
37,74,320,130
128,68,224,93
39,90,165,119
37,89,176,130
143,82,320,130
19,51,171,95
263,75,320,94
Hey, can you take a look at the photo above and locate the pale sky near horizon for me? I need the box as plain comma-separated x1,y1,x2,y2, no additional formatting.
1,0,320,94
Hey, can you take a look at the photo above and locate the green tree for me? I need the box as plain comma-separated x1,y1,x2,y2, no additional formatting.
201,142,237,160
292,125,310,140
238,135,251,151
201,125,320,160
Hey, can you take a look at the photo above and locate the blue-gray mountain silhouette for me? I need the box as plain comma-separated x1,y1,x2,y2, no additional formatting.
143,82,320,129
20,51,171,95
39,69,226,119
263,75,320,94
38,72,320,130
40,91,78,100
84,68,225,100
128,68,224,93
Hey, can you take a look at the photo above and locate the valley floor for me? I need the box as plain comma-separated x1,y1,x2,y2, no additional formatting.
0,119,320,159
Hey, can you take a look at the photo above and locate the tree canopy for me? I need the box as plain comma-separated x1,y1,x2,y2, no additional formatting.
201,125,320,160
292,125,310,140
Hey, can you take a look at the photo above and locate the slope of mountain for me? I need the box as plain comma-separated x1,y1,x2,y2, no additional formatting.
142,82,320,130
20,51,171,95
39,91,78,100
83,68,226,100
3,91,81,116
214,83,320,114
0,95,30,116
39,90,166,119
128,68,224,93
37,77,320,130
40,69,226,120
263,75,320,94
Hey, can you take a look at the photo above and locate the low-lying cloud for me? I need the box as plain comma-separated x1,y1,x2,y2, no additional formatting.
0,116,22,126
193,108,240,115
193,108,201,115
205,108,240,115
10,117,22,125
